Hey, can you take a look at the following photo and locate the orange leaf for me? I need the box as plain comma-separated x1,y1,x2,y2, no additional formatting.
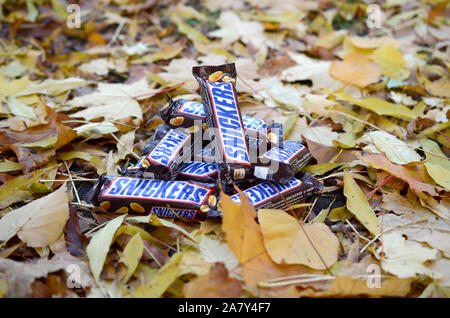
88,32,107,45
359,154,438,196
329,53,382,88
219,189,309,296
183,263,243,298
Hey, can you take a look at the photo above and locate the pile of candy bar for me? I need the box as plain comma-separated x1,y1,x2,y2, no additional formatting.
86,63,323,220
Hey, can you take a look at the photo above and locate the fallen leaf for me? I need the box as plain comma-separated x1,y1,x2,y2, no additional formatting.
0,183,69,247
69,78,157,121
0,166,57,209
359,154,438,196
119,232,144,283
258,209,339,269
183,262,242,298
367,131,422,165
343,171,380,236
331,92,417,120
421,138,450,190
379,232,440,279
0,251,94,297
370,46,409,81
132,252,183,297
16,77,89,97
330,53,382,88
86,214,126,284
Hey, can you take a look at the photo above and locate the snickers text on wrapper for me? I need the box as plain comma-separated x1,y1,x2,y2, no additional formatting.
193,63,253,184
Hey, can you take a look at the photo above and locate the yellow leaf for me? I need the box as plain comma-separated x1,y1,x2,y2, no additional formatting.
0,276,7,298
0,161,22,173
120,233,144,283
331,91,417,120
0,183,69,247
370,46,409,81
0,166,57,208
422,138,450,190
425,79,450,98
258,209,339,270
87,214,126,284
132,252,183,298
330,53,382,88
343,171,380,235
323,276,413,297
172,16,210,44
367,131,421,164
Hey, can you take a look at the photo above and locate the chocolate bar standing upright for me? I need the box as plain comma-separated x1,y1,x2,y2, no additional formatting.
254,141,313,183
124,124,193,180
230,174,323,210
86,175,219,220
192,63,253,184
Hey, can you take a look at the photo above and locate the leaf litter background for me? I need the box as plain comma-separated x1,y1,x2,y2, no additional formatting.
0,0,449,298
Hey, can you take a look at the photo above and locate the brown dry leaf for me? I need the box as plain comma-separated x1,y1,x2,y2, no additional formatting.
359,154,438,196
0,251,94,297
183,262,243,298
258,209,339,269
0,183,70,247
329,53,382,88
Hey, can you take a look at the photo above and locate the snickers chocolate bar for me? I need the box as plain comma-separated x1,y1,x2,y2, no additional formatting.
254,141,312,183
230,174,322,210
193,63,253,183
160,97,206,129
124,124,193,180
86,175,219,220
177,161,218,184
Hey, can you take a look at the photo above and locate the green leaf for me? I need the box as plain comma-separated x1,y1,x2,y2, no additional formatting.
422,139,450,191
343,171,380,235
86,215,126,284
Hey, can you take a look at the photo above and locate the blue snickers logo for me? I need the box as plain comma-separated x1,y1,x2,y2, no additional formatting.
230,177,302,206
180,162,218,177
178,101,206,118
147,129,190,166
263,141,305,164
151,206,197,219
242,115,267,137
207,81,250,166
103,177,211,205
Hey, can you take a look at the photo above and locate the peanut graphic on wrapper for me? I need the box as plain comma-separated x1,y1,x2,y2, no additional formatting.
115,206,129,214
200,205,210,213
268,132,278,144
141,159,150,168
208,195,217,207
221,75,235,83
130,202,145,213
208,71,223,82
100,201,110,210
169,116,185,126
